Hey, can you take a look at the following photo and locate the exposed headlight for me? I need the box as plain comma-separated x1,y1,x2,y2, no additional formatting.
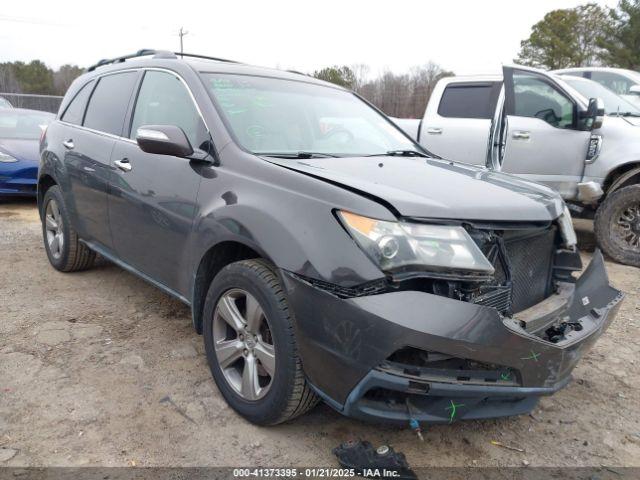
0,152,17,163
558,205,577,248
337,210,495,275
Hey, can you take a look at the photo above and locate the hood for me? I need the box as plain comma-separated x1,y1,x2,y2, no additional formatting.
263,156,564,222
596,115,640,138
621,116,640,127
0,139,40,164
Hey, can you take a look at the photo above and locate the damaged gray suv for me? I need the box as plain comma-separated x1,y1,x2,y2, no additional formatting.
38,50,623,425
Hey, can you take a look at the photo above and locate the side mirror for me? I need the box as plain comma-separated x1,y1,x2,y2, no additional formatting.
135,125,194,157
581,98,605,131
629,85,640,96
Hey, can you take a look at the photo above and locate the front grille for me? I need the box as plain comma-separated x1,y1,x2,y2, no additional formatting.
503,228,556,312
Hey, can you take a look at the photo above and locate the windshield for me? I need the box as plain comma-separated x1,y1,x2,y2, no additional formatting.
0,110,53,140
563,77,640,115
203,73,420,157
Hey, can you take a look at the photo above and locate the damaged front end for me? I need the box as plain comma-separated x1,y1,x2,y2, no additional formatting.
282,217,623,424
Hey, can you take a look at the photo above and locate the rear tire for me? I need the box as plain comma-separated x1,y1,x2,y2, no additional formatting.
203,259,318,425
594,184,640,267
41,185,96,272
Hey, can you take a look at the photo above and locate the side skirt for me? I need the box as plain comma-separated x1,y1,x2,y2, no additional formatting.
81,240,191,306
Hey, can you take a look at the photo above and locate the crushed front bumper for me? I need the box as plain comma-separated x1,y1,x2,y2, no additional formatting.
282,250,623,424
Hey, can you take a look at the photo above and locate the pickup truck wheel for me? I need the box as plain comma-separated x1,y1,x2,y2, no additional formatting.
203,259,319,425
41,185,96,272
595,184,640,267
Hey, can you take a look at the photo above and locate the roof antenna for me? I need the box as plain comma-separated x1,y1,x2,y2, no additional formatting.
178,27,189,58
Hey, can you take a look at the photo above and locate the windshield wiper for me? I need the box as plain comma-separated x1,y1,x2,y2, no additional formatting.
259,151,341,159
366,150,430,158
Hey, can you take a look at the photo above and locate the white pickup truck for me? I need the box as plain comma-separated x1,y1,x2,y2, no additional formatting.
394,65,640,267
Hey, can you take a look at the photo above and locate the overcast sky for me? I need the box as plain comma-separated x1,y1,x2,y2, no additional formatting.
0,0,619,76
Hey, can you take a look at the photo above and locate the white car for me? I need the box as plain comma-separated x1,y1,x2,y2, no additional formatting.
554,67,640,108
394,65,640,267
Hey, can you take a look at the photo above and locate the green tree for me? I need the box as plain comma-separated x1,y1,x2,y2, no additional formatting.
312,66,357,89
598,0,640,69
11,60,54,94
515,3,611,69
53,64,85,95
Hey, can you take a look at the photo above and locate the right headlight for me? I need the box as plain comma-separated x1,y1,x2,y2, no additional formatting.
337,210,495,275
0,152,18,163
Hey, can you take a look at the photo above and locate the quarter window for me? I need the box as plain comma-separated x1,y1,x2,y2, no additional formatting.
83,72,138,136
438,83,498,119
513,72,575,129
60,80,94,125
129,71,207,149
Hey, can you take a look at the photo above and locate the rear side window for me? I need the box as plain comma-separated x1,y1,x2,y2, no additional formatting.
84,72,138,136
438,84,497,119
60,80,94,125
129,70,207,149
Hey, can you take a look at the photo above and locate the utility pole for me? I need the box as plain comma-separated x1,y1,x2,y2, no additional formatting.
178,27,189,57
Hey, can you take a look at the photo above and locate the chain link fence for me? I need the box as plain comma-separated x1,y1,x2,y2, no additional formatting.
0,93,63,114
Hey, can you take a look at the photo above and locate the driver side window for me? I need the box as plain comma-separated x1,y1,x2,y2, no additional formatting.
130,70,208,150
513,72,575,129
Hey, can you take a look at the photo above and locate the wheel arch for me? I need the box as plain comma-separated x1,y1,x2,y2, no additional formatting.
603,161,640,196
37,173,58,218
191,239,271,334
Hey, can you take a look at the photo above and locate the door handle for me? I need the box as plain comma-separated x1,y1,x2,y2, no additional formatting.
114,158,132,172
62,139,74,149
512,131,531,140
426,127,443,135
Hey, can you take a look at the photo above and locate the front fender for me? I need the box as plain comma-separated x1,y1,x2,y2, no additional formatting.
189,180,386,289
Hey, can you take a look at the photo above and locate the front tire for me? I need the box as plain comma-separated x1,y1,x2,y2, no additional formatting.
203,259,318,425
594,184,640,267
41,185,95,272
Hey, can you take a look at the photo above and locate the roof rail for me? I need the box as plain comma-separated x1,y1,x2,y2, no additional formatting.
87,49,241,72
87,49,170,72
172,52,241,64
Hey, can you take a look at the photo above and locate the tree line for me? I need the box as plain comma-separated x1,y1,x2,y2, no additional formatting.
312,63,453,118
0,60,83,96
515,0,640,69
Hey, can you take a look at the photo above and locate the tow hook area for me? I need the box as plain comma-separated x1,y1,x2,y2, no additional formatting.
545,320,584,344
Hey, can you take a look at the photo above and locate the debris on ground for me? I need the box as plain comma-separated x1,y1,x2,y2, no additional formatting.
159,395,196,424
333,440,417,480
490,440,525,453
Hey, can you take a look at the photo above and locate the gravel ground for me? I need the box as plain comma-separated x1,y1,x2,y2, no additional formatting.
0,198,639,468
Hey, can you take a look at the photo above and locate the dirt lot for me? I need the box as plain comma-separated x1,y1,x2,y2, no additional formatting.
0,198,639,468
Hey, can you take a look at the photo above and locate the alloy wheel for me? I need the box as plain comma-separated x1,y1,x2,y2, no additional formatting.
614,203,640,250
212,288,276,401
45,199,64,259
